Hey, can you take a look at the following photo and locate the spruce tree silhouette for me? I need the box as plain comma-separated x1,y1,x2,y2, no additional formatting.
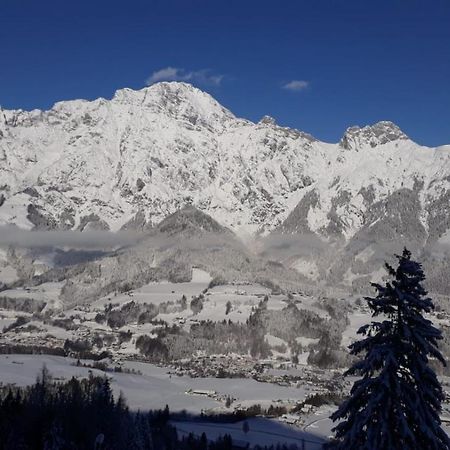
327,248,450,450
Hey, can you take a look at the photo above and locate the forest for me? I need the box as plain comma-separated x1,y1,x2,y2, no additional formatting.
0,367,308,450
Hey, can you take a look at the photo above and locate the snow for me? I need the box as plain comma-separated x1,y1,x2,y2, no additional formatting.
173,417,325,449
292,259,320,280
265,334,288,348
355,245,376,263
0,248,20,284
1,81,448,241
191,268,213,283
92,273,210,308
0,354,309,413
0,282,64,309
127,361,309,406
343,267,361,284
302,405,336,438
0,265,19,284
0,316,16,331
341,311,371,347
293,296,330,319
296,336,320,347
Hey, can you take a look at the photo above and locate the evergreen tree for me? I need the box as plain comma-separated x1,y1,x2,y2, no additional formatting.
327,248,450,449
199,432,208,450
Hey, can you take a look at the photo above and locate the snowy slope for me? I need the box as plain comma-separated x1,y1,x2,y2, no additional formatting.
2,81,448,241
0,82,314,234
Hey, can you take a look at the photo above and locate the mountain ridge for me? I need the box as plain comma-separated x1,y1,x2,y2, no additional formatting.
1,81,447,240
0,82,449,294
0,84,415,145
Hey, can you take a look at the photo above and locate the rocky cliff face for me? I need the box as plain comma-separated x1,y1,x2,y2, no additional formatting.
0,82,320,235
1,82,449,296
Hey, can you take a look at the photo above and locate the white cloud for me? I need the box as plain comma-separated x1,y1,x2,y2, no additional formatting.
282,80,309,92
146,67,181,83
0,226,141,249
146,67,224,86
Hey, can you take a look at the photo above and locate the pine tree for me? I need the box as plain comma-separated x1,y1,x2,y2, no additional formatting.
327,248,450,450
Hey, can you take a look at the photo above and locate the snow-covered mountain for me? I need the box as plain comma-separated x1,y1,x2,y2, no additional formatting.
1,82,449,294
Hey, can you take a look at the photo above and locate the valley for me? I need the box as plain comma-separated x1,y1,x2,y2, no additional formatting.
1,268,450,447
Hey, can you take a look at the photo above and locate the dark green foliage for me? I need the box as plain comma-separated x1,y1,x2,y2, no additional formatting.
0,370,308,450
0,369,224,450
0,343,66,356
180,294,188,310
190,296,204,314
135,300,336,364
0,370,128,450
102,301,159,329
135,335,169,361
328,249,450,450
2,315,30,333
135,317,272,362
63,338,110,360
250,302,324,343
47,317,78,331
0,297,46,314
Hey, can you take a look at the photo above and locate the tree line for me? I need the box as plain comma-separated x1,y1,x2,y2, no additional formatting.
0,367,312,450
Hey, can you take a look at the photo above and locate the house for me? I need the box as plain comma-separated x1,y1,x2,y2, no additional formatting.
187,389,217,397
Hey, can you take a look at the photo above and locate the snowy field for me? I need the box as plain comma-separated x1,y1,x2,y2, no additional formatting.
0,265,19,284
0,354,448,447
0,281,64,310
0,354,308,412
301,406,336,438
0,316,17,331
0,354,326,448
341,310,371,347
173,417,325,449
92,269,212,308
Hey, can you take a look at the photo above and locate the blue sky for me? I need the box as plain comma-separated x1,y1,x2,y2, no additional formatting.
1,0,449,146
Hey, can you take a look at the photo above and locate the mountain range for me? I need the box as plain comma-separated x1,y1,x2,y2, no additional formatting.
0,82,449,299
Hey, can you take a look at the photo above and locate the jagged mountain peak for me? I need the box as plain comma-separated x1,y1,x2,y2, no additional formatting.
256,115,317,144
340,120,409,150
1,82,236,132
258,115,277,126
111,81,236,125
